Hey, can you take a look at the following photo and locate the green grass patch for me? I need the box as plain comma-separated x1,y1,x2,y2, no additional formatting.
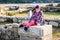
0,22,13,24
53,26,60,28
44,12,60,16
19,11,27,14
8,13,15,16
44,12,60,18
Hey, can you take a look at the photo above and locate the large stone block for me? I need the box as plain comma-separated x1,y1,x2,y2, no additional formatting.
20,34,52,40
18,25,52,37
29,25,52,37
18,25,52,40
20,35,42,40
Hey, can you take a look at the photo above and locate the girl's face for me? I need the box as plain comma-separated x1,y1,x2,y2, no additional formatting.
35,8,40,12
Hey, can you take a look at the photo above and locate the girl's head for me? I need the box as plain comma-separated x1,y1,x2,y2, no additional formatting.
34,5,40,12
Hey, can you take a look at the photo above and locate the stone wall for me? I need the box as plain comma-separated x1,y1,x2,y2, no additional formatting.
0,16,60,26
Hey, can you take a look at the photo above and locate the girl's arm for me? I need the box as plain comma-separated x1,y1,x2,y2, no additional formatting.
29,12,35,23
41,11,44,17
37,11,44,25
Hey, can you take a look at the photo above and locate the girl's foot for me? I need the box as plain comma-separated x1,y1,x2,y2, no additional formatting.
4,26,7,29
19,24,23,28
24,27,28,31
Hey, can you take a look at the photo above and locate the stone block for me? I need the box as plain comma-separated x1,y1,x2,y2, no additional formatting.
0,18,5,22
49,21,58,26
13,18,18,23
20,34,52,40
29,25,52,36
18,25,52,37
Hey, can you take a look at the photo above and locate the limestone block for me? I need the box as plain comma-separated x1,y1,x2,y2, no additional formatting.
0,18,5,22
45,22,49,24
18,25,52,37
19,25,52,40
18,20,22,23
49,21,58,26
20,35,42,40
13,17,18,23
29,25,52,36
20,34,52,40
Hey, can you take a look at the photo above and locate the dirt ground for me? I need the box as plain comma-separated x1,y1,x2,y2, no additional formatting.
53,28,60,40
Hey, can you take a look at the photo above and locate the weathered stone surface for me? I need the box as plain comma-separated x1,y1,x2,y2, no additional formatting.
20,34,52,40
49,21,58,26
13,17,18,23
18,25,52,37
0,18,5,22
0,23,19,40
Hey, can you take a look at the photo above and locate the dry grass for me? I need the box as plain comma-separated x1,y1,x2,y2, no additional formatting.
10,12,60,19
53,32,60,40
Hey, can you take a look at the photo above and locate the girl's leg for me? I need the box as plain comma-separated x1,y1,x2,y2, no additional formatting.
23,20,37,28
20,20,37,31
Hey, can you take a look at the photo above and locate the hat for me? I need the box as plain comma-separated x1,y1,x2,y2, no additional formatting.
35,5,39,8
32,5,40,11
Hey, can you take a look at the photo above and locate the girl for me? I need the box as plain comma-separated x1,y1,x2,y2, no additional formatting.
19,5,44,31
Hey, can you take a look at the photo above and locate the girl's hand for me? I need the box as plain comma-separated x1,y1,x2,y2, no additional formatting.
37,23,40,26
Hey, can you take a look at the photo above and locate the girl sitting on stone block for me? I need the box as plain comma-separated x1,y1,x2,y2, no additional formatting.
19,5,44,31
